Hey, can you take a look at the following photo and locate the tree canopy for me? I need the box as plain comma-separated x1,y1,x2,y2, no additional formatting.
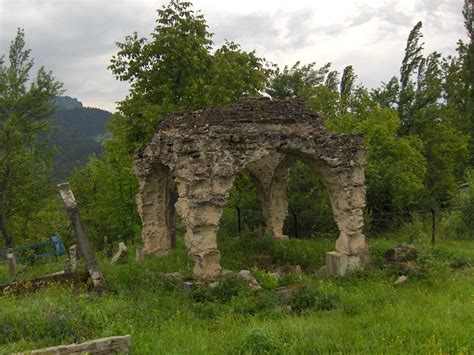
0,28,62,247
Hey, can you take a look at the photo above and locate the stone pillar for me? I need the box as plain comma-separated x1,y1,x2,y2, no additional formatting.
266,163,289,240
136,164,177,259
7,251,16,276
247,154,289,240
69,245,78,271
315,161,368,276
176,176,234,280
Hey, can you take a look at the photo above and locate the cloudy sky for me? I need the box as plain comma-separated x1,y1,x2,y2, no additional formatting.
0,0,467,112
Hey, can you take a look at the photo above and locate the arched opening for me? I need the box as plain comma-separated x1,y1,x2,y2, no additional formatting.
136,162,178,258
284,159,338,238
218,171,265,238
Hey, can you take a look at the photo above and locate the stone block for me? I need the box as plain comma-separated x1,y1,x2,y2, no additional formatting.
326,251,348,276
24,335,131,354
384,244,417,262
111,242,128,264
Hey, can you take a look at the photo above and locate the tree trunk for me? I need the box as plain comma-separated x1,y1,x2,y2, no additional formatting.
431,207,436,244
0,212,13,248
0,186,13,248
291,210,298,238
235,205,242,234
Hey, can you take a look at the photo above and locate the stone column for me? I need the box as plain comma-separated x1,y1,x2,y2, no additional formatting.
247,154,289,240
176,176,234,280
315,161,368,276
136,164,177,259
266,163,289,240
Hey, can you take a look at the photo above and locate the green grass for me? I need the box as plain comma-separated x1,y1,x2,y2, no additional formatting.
0,234,473,354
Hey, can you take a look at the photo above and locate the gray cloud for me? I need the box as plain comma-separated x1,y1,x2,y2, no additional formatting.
0,0,466,111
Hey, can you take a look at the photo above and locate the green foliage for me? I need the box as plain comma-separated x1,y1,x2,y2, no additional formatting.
285,160,337,237
108,0,268,152
266,61,332,99
1,237,473,354
69,153,139,247
218,234,334,272
49,105,111,180
439,170,474,239
250,266,279,290
0,28,62,248
373,21,471,206
219,172,264,237
289,282,339,312
190,276,248,303
350,108,426,212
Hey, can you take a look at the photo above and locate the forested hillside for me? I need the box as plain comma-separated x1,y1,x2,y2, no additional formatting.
49,97,111,179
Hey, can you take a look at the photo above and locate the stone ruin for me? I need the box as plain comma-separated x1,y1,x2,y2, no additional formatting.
134,98,368,280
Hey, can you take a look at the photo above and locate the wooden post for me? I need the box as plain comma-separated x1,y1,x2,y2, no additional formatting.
431,207,436,244
58,183,106,294
7,250,16,276
291,210,299,238
235,205,242,233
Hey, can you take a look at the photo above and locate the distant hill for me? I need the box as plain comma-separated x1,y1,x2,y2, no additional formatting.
49,96,111,179
53,96,83,110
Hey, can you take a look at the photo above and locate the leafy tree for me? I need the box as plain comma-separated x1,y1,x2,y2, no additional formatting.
266,61,331,100
340,65,356,99
0,29,62,248
372,16,471,206
268,60,427,220
398,21,424,134
108,0,268,153
70,153,139,246
70,0,270,244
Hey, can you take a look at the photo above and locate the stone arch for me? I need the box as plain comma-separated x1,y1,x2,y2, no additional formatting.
134,98,368,279
245,153,290,240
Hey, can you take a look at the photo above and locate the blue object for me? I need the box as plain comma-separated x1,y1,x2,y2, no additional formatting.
51,233,66,256
0,233,66,263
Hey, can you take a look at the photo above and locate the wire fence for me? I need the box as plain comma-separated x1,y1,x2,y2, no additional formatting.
366,204,474,241
222,203,474,241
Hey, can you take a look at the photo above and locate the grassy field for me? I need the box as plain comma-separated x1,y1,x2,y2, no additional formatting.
0,233,473,354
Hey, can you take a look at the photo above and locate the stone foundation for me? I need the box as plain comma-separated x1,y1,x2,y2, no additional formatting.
326,251,361,277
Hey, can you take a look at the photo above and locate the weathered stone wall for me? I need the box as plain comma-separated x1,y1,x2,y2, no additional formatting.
134,98,368,279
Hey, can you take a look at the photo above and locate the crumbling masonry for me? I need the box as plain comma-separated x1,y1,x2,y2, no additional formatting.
134,98,368,280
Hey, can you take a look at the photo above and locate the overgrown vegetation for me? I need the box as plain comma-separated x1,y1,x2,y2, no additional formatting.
1,0,473,352
0,236,472,353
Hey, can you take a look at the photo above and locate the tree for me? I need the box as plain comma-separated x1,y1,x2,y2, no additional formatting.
267,60,427,217
371,15,471,207
108,0,269,153
69,0,270,245
266,61,331,100
340,65,356,99
0,29,62,248
398,21,424,134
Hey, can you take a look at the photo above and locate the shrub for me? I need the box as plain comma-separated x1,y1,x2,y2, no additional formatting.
250,266,278,290
289,282,339,312
190,276,248,303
